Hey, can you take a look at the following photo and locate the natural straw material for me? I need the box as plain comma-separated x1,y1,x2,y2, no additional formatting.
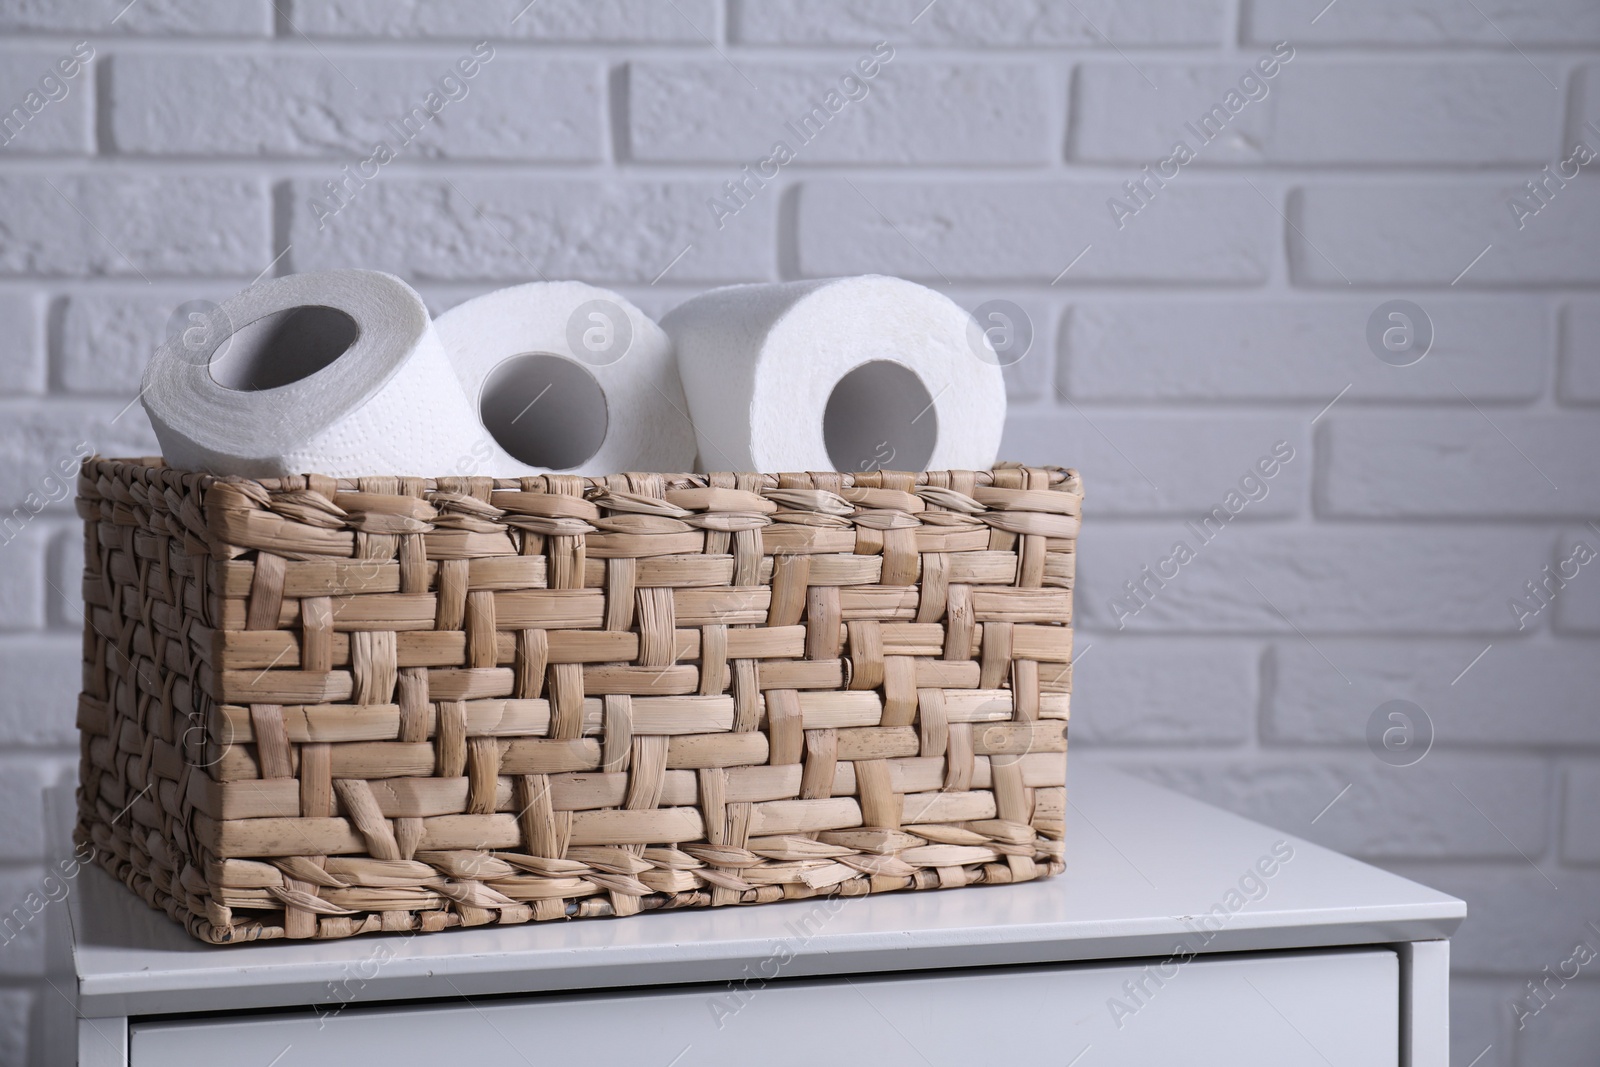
74,459,1078,944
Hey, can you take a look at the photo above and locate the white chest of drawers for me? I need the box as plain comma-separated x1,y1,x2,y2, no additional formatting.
46,763,1464,1066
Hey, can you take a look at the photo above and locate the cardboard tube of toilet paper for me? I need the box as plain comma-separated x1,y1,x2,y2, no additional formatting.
142,270,496,479
433,281,697,477
662,275,1006,474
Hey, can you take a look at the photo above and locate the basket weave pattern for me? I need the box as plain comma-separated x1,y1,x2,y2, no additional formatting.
74,459,1077,944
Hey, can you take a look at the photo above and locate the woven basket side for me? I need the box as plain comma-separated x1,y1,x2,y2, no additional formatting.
74,460,1077,943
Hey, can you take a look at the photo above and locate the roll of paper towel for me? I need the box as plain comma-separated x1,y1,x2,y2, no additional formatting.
142,270,494,479
661,276,1006,473
433,282,697,476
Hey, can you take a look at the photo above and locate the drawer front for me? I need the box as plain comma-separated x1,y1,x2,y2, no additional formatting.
130,947,1398,1067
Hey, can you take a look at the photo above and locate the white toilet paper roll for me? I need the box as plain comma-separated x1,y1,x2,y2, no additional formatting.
142,270,494,479
433,282,697,476
661,275,1006,473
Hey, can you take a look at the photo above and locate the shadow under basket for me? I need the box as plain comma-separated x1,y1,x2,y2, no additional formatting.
74,459,1079,944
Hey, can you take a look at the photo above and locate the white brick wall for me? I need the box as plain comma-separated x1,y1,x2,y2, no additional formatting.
0,2,1595,1063
1071,60,1558,165
629,60,1055,164
1293,183,1600,286
797,179,1278,281
110,53,608,160
1061,297,1549,400
0,175,270,275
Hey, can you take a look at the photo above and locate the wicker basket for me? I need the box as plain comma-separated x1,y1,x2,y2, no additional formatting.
74,459,1078,944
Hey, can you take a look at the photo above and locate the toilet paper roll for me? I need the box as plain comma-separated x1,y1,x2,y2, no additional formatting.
433,282,697,477
661,275,1006,474
142,270,494,479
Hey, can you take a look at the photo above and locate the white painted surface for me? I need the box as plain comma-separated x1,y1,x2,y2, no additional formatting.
128,948,1401,1067
1399,940,1452,1067
75,1018,126,1067
65,764,1462,1020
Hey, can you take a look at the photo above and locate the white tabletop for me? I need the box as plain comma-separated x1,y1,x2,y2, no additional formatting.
59,760,1464,1019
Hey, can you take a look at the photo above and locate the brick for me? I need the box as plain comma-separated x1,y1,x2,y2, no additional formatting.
1062,298,1546,402
1247,0,1600,46
1291,183,1600,287
1266,640,1600,748
1068,637,1257,744
288,178,774,283
111,52,603,161
0,755,73,862
630,60,1049,165
0,0,269,34
796,181,1274,283
1074,60,1554,166
0,867,49,976
1553,525,1600,634
1122,754,1548,860
56,288,239,396
0,46,95,155
0,401,158,512
0,638,81,748
292,0,719,41
1323,413,1600,517
1450,979,1514,1067
0,176,270,279
1576,63,1600,149
1382,864,1600,974
1563,763,1600,864
1002,410,1308,517
0,525,48,633
0,294,44,395
1080,524,1555,634
732,0,1225,45
1516,981,1600,1065
0,988,28,1067
1558,300,1600,404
